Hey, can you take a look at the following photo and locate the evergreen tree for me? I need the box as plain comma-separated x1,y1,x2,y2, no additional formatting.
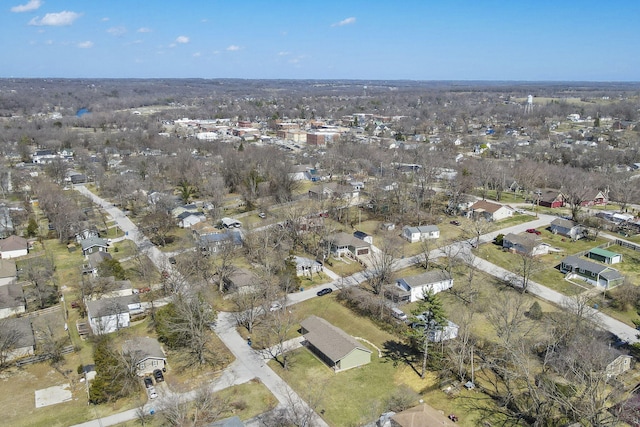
406,289,447,378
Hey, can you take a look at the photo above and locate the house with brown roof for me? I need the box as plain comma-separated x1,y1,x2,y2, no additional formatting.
469,200,514,221
390,402,456,427
537,189,566,208
300,315,372,372
0,259,17,286
0,235,29,259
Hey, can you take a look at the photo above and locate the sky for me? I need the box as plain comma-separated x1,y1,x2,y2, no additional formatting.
2,0,640,81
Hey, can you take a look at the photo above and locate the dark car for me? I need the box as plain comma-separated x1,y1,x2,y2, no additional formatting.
168,257,176,265
143,377,153,388
450,220,461,226
317,287,333,296
153,369,164,382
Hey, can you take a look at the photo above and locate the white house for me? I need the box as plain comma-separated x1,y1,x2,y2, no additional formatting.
86,294,142,334
293,256,323,277
402,225,440,243
395,270,453,302
0,235,29,259
177,211,205,228
220,217,242,229
469,200,514,221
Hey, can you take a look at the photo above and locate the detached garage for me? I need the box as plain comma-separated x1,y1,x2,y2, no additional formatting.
300,315,372,372
587,248,622,265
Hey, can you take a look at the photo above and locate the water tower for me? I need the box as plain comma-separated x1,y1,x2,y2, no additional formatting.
525,94,533,114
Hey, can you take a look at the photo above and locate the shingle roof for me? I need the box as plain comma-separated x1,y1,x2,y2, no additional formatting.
80,236,108,251
399,270,451,288
0,317,35,348
327,232,370,248
0,235,28,252
86,294,140,318
551,218,576,229
300,315,371,363
561,256,621,279
0,282,24,310
122,337,166,361
0,259,17,279
470,200,507,213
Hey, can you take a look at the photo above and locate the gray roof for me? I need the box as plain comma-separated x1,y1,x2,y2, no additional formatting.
0,235,28,251
404,225,439,234
0,317,35,348
86,294,140,318
293,256,321,269
551,218,577,229
503,232,542,248
327,232,370,248
399,270,451,288
80,236,108,251
0,282,24,310
300,315,371,363
0,259,17,279
561,256,622,280
87,251,112,268
122,337,166,361
209,416,245,427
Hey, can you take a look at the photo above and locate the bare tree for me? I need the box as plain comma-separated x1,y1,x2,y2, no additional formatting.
258,305,299,370
0,320,23,368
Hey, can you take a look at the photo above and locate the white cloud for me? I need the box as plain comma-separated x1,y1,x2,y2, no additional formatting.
29,11,81,26
226,45,240,51
11,0,42,12
331,17,356,27
193,52,201,57
137,27,152,33
107,26,126,37
278,51,290,56
77,41,93,48
101,17,109,22
175,36,189,44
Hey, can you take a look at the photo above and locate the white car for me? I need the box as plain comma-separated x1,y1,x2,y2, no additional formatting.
269,302,283,312
147,386,158,400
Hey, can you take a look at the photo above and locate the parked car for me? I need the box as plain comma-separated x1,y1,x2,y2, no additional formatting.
317,287,333,296
143,377,153,388
168,257,176,265
71,301,80,309
449,220,461,226
269,302,282,312
147,386,158,399
526,228,541,235
153,369,164,382
258,212,266,219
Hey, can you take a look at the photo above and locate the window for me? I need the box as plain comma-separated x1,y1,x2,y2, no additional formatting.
152,360,158,367
139,362,145,370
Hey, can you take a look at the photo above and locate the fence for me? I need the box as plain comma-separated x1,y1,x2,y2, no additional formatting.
616,239,640,252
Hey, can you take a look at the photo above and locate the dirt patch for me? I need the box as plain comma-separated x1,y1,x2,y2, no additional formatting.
35,384,73,408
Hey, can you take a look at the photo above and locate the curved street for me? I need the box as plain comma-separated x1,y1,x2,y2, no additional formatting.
71,186,638,426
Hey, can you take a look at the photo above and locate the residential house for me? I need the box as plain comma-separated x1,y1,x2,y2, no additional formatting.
325,232,371,257
288,165,312,181
0,259,17,286
80,237,109,256
209,416,246,427
469,200,515,221
581,190,609,207
392,270,453,303
292,256,323,277
550,218,586,241
83,251,113,276
587,247,622,265
390,403,457,427
0,317,35,362
606,354,633,379
300,315,372,372
0,235,29,259
171,204,199,218
75,228,99,243
559,256,624,288
122,337,167,376
177,211,205,228
502,233,549,256
86,294,142,334
537,189,566,208
31,149,57,164
0,282,26,319
308,182,358,202
198,230,242,254
223,268,258,293
402,225,439,243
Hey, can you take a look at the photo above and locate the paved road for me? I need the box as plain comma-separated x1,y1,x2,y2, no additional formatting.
70,190,638,426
